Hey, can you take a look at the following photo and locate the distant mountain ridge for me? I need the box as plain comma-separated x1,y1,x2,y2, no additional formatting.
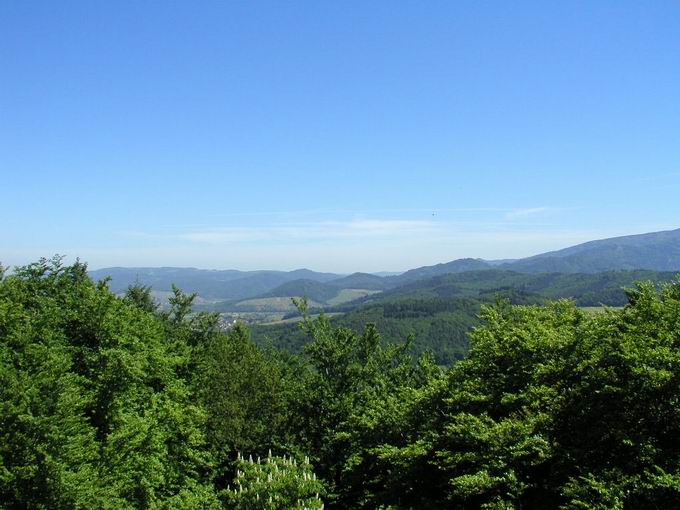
362,269,679,307
251,268,680,365
378,228,680,280
385,258,492,286
88,266,343,302
88,227,680,306
501,228,680,273
328,272,388,290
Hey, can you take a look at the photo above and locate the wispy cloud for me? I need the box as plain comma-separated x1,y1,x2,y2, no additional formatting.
203,207,509,220
178,219,439,244
94,219,676,272
122,207,571,247
144,207,566,233
504,207,551,220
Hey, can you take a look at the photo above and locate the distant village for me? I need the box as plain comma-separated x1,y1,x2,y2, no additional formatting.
216,313,279,330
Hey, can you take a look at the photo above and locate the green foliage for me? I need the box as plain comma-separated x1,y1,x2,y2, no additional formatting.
281,305,441,508
335,298,483,364
369,282,680,508
251,297,481,364
0,257,219,507
4,256,680,509
124,280,160,313
197,324,289,459
252,270,677,365
224,452,324,509
167,283,198,323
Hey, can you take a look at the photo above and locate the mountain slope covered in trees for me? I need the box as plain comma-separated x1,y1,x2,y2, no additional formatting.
327,272,388,290
503,227,680,273
252,269,679,363
385,258,492,286
367,269,678,306
381,228,680,282
88,266,343,302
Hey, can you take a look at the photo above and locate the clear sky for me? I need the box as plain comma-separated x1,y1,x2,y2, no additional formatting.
2,1,679,272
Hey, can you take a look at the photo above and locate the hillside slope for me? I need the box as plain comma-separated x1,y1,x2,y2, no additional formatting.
385,258,492,286
328,272,388,290
367,269,678,307
505,228,680,273
88,266,342,301
382,228,680,281
253,269,679,364
260,279,340,303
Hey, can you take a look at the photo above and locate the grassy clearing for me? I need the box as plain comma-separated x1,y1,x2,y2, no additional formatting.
327,288,382,305
234,296,325,312
260,312,344,326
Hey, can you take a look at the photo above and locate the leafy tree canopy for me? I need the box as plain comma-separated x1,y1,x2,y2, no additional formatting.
2,258,680,509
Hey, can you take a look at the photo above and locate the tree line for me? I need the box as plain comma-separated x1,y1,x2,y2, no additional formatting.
2,257,680,508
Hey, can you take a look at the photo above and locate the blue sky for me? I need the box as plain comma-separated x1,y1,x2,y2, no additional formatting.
2,1,679,272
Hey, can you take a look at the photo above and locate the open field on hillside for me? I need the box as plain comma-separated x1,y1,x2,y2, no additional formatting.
260,312,344,326
234,296,325,312
327,288,382,305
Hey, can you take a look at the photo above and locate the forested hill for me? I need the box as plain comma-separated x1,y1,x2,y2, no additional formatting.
502,227,680,273
5,257,680,508
259,278,340,303
385,258,491,285
383,227,680,282
327,272,388,290
364,269,679,306
87,266,343,301
251,269,679,364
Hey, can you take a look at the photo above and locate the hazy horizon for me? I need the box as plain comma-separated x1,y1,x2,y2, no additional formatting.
6,224,677,274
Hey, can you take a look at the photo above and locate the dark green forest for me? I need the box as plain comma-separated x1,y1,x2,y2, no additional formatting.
251,270,677,365
251,297,487,364
3,258,680,508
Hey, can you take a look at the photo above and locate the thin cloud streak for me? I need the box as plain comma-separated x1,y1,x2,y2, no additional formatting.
150,207,572,233
124,210,581,247
179,219,439,243
504,207,551,220
73,222,680,272
204,207,512,220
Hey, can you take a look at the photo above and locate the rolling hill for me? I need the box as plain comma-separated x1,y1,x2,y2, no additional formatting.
359,269,678,307
385,258,492,286
355,228,680,285
87,266,343,302
328,272,388,290
502,228,680,273
251,268,679,363
260,279,340,303
221,278,382,312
